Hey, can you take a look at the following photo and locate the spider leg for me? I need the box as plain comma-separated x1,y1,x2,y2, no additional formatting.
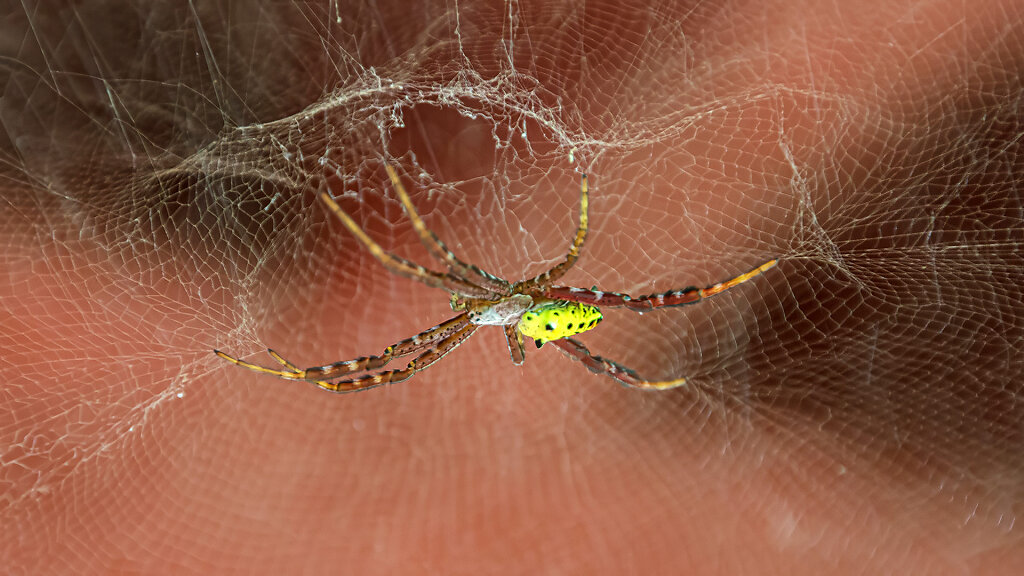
514,173,589,292
320,191,495,299
216,311,471,383
503,324,525,366
266,349,300,371
544,259,778,312
550,338,687,390
385,165,512,296
313,320,480,393
213,313,470,382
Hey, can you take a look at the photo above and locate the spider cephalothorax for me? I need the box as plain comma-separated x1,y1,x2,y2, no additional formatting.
215,164,777,392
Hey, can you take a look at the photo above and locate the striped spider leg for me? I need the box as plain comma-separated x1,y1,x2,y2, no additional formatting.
215,165,778,392
215,167,515,392
542,259,779,312
214,313,477,392
540,259,779,389
385,165,512,297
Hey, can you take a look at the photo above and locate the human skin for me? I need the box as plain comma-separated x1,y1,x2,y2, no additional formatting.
2,0,1023,574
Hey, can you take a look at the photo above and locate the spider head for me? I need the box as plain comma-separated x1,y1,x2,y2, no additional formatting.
518,300,603,348
449,294,468,312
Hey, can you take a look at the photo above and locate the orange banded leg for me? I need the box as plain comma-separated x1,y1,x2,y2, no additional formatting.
503,324,525,366
313,321,480,393
213,313,470,382
514,174,589,292
550,338,687,390
319,191,494,299
385,165,512,296
544,259,778,312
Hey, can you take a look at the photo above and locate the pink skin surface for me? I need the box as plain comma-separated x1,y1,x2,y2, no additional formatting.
3,1,1023,574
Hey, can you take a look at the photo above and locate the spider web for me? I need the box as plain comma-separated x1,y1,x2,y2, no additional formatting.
2,0,1023,573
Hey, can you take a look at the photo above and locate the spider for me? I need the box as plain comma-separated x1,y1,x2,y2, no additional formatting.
214,165,778,393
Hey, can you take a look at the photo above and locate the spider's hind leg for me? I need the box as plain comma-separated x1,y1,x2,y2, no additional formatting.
549,338,687,391
544,259,779,312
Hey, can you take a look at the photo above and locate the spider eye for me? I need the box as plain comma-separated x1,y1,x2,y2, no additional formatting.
535,340,544,349
545,323,555,331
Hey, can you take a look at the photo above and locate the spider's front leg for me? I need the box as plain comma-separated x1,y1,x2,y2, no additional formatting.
544,259,778,311
316,321,480,393
319,191,494,300
385,165,512,296
515,173,590,292
213,313,470,383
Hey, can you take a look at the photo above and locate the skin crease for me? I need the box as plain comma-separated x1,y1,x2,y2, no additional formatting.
2,0,1023,574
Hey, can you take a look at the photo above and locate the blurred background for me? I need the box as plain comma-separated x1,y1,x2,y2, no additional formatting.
2,0,1022,573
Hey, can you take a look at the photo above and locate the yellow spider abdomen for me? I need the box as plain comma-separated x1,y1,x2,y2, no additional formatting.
518,301,603,347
